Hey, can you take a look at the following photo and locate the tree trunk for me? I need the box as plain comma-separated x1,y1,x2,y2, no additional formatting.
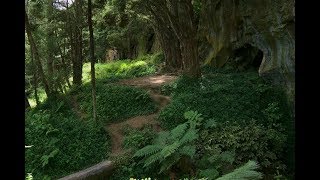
46,0,55,90
56,35,72,88
29,44,40,105
88,0,98,122
148,0,201,77
169,0,200,77
180,38,200,77
25,93,31,110
72,0,83,86
149,6,183,71
25,10,52,97
33,74,40,105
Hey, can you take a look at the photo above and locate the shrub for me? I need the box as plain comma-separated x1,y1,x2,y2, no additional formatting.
74,83,157,124
82,54,160,83
25,97,110,179
123,125,157,151
158,71,291,131
158,69,293,176
134,111,203,175
198,120,287,175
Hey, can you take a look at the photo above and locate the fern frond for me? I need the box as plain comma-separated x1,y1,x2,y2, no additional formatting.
184,110,203,129
170,123,188,140
179,145,196,158
134,145,162,157
216,160,263,180
154,131,170,145
159,153,181,173
143,152,163,167
160,141,181,158
199,168,219,180
184,110,198,120
205,118,217,129
180,129,198,144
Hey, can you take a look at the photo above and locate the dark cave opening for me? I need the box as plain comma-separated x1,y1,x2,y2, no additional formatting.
252,49,264,69
232,44,264,71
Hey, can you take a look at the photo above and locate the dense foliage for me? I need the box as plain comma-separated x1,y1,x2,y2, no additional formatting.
82,53,163,83
110,111,264,179
25,96,110,179
25,54,160,179
122,125,157,152
159,69,291,130
73,83,156,124
158,67,294,177
24,0,294,179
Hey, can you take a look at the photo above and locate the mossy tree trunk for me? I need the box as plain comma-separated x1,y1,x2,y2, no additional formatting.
143,0,201,77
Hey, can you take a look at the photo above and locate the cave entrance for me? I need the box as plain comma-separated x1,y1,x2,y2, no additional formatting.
232,44,264,71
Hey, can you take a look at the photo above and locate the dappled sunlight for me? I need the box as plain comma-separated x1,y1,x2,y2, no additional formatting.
118,75,177,87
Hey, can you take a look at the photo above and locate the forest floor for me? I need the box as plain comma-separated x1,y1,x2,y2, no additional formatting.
105,74,177,155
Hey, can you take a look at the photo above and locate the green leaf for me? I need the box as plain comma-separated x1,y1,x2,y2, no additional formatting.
154,131,170,145
179,145,196,158
180,129,198,144
143,153,163,167
159,153,181,173
134,145,162,157
160,141,180,158
205,118,217,129
216,160,263,180
200,168,220,179
170,123,188,140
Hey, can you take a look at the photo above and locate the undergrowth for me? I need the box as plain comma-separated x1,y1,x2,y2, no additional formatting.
71,82,157,124
158,67,294,177
82,53,163,83
110,111,264,179
25,96,110,180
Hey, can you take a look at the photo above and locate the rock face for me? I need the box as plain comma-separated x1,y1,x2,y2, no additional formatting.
199,0,295,103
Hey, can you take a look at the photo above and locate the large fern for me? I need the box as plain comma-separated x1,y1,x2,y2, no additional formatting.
134,145,162,157
134,110,203,174
216,160,263,180
170,123,188,140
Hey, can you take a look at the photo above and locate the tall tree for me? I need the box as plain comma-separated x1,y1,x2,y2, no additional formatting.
88,0,97,122
46,0,55,90
72,0,84,86
25,10,52,97
136,0,201,76
29,44,40,105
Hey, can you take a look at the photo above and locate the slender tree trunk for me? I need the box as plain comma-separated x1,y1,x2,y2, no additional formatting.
25,93,31,110
56,35,72,88
25,10,52,97
33,75,40,105
88,0,97,122
47,0,55,90
30,44,40,105
57,79,65,94
72,0,83,86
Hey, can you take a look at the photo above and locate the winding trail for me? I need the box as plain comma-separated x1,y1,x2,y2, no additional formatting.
106,74,177,155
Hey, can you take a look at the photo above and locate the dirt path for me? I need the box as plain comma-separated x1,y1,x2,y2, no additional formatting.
106,74,177,155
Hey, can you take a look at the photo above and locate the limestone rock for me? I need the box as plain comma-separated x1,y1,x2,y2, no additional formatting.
199,0,295,102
